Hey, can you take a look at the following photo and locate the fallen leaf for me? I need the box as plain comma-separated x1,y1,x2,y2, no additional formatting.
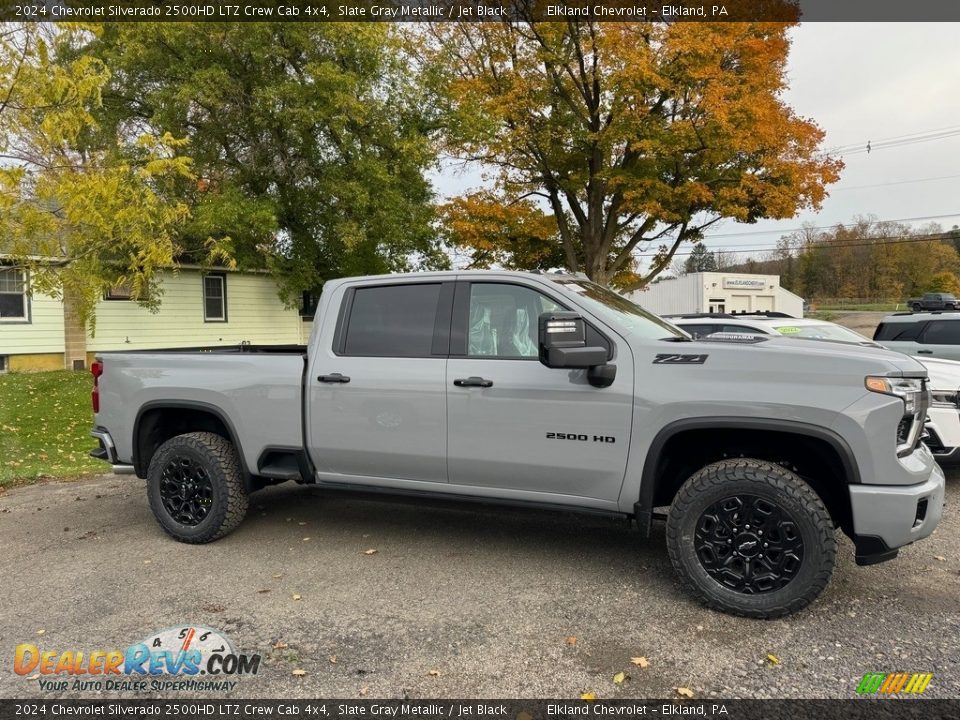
676,688,694,699
292,593,302,601
579,692,596,701
257,589,271,594
272,574,283,579
273,641,289,650
934,555,946,561
36,630,45,636
303,537,311,542
28,674,40,681
427,669,441,677
612,671,627,685
767,654,780,665
298,522,306,526
630,657,649,668
143,560,152,565
565,636,577,646
329,655,338,664
359,687,369,696
291,669,307,677
363,549,378,555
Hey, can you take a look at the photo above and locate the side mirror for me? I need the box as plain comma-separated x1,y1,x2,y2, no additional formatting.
538,312,616,387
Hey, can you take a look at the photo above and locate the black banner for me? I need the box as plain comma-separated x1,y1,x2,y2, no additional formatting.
3,0,960,23
0,700,954,720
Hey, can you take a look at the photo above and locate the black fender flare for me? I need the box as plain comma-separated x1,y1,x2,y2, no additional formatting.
633,417,860,537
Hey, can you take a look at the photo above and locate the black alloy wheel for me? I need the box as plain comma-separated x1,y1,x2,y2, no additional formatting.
159,455,214,526
694,494,804,594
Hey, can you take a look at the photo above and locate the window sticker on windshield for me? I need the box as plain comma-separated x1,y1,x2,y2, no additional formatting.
776,326,802,334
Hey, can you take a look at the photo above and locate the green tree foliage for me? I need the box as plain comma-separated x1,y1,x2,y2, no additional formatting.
87,23,446,306
0,24,193,327
420,20,841,289
683,243,718,273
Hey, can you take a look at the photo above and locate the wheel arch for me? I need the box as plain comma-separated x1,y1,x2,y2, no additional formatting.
636,418,859,537
133,400,249,480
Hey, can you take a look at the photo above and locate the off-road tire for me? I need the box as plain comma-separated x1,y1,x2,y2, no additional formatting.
147,432,248,543
666,458,836,619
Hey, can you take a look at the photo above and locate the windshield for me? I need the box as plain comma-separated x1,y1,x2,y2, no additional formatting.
771,322,874,344
553,279,686,340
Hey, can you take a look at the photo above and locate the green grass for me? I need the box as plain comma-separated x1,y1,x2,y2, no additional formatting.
0,371,102,487
814,303,901,312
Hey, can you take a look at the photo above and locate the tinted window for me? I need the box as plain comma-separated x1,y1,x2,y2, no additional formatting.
921,320,960,345
681,324,717,339
343,284,441,357
874,321,925,341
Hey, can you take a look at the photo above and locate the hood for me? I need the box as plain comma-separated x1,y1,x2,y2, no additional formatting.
916,356,960,391
683,333,928,377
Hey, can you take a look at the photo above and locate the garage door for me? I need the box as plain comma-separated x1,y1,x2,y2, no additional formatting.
728,295,750,313
754,295,775,312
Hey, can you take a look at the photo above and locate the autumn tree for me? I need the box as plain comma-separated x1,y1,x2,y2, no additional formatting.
87,23,446,307
420,20,841,289
0,24,192,326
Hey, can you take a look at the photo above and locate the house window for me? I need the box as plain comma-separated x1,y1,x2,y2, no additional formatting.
105,283,133,301
203,274,227,322
0,267,28,322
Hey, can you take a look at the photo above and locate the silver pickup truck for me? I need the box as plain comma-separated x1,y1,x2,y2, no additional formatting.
90,271,945,618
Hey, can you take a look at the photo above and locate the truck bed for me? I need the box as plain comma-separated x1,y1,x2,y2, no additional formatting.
95,349,306,474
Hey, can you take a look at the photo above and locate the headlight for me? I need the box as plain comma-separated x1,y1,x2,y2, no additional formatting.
865,376,924,414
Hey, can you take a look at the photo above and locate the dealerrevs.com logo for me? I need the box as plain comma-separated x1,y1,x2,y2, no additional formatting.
14,625,261,693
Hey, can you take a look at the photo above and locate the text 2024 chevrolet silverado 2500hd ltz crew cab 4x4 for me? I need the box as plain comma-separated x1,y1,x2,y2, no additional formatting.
90,271,945,618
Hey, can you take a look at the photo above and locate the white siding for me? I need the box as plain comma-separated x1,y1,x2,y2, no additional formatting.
88,270,303,351
629,274,702,316
776,287,805,318
0,291,65,354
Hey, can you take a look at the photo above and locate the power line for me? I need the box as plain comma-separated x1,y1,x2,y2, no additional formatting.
831,173,960,191
645,232,960,259
826,124,960,155
698,212,960,240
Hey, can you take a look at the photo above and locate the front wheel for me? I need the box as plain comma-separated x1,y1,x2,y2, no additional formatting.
665,459,836,618
911,303,922,312
147,432,249,543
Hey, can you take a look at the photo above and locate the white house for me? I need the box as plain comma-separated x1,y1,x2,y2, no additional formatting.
0,264,310,372
628,272,804,318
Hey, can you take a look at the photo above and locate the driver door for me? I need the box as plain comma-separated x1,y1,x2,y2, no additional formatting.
445,280,634,504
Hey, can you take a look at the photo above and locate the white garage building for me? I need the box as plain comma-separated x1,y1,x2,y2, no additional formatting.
628,272,804,318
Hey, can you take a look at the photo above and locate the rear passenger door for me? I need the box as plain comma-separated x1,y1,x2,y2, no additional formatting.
915,320,960,361
874,319,928,357
307,281,453,484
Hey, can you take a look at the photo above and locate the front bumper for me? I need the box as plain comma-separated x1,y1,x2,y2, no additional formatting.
849,462,945,565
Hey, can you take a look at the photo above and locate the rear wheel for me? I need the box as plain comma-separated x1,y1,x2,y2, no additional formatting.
147,432,248,543
911,303,922,312
666,459,835,618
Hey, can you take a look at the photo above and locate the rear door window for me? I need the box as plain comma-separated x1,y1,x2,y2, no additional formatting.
920,320,960,345
342,284,442,357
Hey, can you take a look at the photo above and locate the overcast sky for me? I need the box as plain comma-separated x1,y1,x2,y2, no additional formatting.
432,23,960,270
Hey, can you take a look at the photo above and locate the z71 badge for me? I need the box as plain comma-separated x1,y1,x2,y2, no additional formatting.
653,353,708,364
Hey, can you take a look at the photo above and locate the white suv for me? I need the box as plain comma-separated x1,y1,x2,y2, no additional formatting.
668,313,960,465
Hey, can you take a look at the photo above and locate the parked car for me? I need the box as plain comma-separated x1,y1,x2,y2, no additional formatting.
906,292,959,312
90,271,944,618
670,313,960,464
874,312,960,362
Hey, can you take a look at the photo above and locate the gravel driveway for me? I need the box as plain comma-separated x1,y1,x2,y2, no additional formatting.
0,471,957,699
